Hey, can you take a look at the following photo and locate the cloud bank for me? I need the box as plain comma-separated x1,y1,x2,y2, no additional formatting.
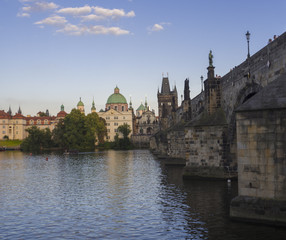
18,1,135,36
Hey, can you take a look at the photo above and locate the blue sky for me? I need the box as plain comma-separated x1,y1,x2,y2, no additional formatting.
1,0,286,116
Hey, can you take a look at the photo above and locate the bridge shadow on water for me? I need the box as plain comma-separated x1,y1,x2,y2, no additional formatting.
161,163,286,240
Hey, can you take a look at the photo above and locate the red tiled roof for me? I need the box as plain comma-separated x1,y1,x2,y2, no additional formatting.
0,110,11,119
12,113,25,119
57,111,67,118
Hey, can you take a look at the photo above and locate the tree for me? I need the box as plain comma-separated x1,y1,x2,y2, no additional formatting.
52,109,107,151
21,126,54,152
115,123,132,149
118,123,131,140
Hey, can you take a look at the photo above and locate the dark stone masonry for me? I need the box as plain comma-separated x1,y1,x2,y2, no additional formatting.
150,32,286,226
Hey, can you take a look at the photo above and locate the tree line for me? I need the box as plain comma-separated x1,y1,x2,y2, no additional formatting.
21,109,132,152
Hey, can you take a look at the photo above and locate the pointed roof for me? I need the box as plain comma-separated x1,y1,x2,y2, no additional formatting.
91,98,96,111
18,106,22,115
7,106,12,116
161,77,171,94
61,104,64,111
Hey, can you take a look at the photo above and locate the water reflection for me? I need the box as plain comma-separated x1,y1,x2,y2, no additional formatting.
0,150,285,240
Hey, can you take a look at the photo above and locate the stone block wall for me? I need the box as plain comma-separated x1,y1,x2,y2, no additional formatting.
167,130,185,159
185,124,228,168
236,109,286,200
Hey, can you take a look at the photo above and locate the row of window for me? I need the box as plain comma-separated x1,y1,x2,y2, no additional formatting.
105,116,126,120
107,106,125,111
29,120,49,125
1,120,50,125
107,129,119,133
1,131,19,135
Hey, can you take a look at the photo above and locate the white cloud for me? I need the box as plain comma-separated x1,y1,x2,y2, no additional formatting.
18,2,134,36
17,12,30,17
148,22,171,33
152,24,164,32
57,5,92,16
81,14,105,22
93,6,135,19
35,15,67,27
22,1,59,12
57,24,130,36
89,26,130,35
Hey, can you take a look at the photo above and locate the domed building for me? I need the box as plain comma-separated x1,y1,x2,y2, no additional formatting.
106,86,128,112
77,97,85,114
98,86,134,141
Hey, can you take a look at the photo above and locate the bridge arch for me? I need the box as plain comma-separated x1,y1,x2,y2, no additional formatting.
226,82,263,168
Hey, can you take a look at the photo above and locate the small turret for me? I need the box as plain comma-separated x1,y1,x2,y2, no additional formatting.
18,106,22,115
7,106,12,116
91,98,96,113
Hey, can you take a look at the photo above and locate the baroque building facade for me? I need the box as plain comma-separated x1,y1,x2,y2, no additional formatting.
0,105,67,140
97,86,133,141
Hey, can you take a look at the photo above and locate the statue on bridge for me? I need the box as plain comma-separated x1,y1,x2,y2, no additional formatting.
209,50,214,67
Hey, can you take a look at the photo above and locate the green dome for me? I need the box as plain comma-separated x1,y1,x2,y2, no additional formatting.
136,103,145,111
107,93,127,104
77,97,84,107
106,87,127,104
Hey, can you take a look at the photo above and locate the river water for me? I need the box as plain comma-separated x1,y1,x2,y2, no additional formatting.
0,150,285,240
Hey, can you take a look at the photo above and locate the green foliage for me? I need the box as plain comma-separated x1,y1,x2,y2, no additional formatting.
117,123,131,139
52,109,107,151
21,126,54,152
112,124,133,150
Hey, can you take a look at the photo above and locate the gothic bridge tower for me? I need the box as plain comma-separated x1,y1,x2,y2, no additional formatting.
157,75,178,129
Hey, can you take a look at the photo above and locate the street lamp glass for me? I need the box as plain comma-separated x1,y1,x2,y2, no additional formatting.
246,31,250,41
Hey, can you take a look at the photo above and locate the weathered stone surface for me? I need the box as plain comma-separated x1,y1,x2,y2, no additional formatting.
230,196,286,226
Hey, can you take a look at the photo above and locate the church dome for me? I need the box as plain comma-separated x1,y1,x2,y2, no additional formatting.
106,87,127,104
77,98,84,107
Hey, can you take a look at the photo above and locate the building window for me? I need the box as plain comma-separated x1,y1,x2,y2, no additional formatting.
107,123,110,126
106,117,110,120
16,131,18,135
122,106,124,111
30,120,34,124
16,126,18,129
114,106,118,111
115,129,118,132
44,120,48,125
123,117,125,120
37,120,41,125
2,120,5,123
114,116,118,120
107,129,110,132
2,131,5,134
114,123,118,126
2,126,5,129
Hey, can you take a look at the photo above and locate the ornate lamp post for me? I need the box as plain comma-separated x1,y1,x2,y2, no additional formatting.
246,31,250,59
246,31,251,80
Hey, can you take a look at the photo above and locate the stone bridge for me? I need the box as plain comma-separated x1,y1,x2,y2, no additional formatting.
151,32,286,179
